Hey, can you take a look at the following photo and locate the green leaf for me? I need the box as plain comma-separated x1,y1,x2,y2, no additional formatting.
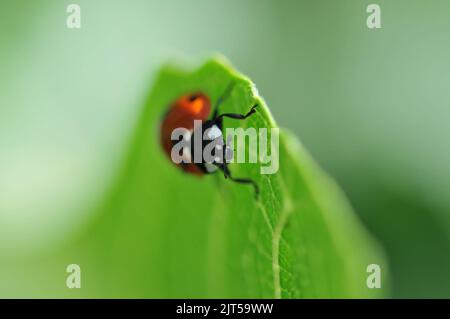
77,56,387,298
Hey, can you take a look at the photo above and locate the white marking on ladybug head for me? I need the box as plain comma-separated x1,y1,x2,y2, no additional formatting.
183,130,192,142
206,125,222,140
204,162,218,173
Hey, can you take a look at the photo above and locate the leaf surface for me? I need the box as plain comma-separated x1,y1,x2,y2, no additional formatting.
79,57,387,298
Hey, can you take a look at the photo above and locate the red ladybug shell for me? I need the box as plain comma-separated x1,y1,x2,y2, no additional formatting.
160,93,211,175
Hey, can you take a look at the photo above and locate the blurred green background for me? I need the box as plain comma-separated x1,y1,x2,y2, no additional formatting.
1,0,449,297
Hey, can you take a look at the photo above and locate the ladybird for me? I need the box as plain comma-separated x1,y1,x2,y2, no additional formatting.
159,83,259,198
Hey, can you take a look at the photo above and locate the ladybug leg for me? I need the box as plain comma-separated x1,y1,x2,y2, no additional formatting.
217,162,260,199
216,113,224,131
212,82,236,119
214,104,258,122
